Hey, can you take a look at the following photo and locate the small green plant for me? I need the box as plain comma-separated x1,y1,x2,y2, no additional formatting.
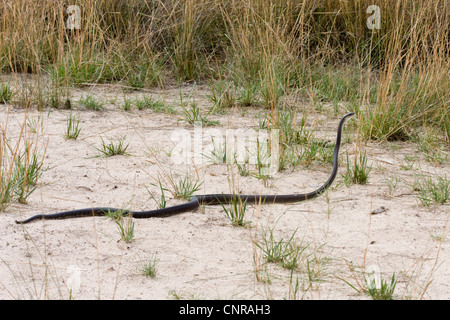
400,154,416,170
105,209,134,243
147,177,168,209
122,96,133,111
413,130,448,164
168,290,183,300
180,88,219,127
256,228,308,270
13,147,43,204
64,111,81,139
365,271,397,300
169,173,203,201
204,138,228,164
342,150,372,186
299,144,319,166
141,253,158,278
206,80,236,113
219,195,247,227
279,111,311,146
181,100,200,123
95,136,130,157
277,113,334,170
383,176,401,196
179,85,217,125
135,95,175,113
257,228,286,264
251,138,272,185
316,140,334,165
0,83,12,103
26,116,46,134
292,139,333,168
235,157,250,177
0,172,16,210
79,94,104,110
281,242,305,270
413,175,449,206
305,254,331,284
181,100,219,126
287,269,301,300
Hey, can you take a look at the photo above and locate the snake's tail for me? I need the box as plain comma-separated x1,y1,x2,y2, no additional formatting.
15,207,124,224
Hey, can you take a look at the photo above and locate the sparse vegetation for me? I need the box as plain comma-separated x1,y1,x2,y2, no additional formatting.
167,173,203,201
135,96,175,114
141,253,159,278
121,96,133,111
413,175,449,206
219,195,247,227
147,178,168,209
256,227,309,270
365,271,398,300
0,83,12,104
105,209,135,243
64,111,82,139
79,95,104,111
95,136,130,157
342,150,372,186
205,138,228,164
181,99,219,126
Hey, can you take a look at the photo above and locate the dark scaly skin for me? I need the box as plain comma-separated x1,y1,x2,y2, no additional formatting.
15,113,354,224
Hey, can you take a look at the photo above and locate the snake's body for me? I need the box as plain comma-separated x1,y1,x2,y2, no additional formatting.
15,113,354,224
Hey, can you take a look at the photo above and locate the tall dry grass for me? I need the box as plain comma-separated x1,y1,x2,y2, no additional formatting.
0,109,46,210
0,0,448,141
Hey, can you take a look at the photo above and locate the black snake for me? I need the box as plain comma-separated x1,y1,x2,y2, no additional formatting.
15,112,354,224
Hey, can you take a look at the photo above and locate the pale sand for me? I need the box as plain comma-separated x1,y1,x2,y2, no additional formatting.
1,82,448,299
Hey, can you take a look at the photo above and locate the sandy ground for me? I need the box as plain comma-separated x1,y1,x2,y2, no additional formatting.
0,80,448,300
